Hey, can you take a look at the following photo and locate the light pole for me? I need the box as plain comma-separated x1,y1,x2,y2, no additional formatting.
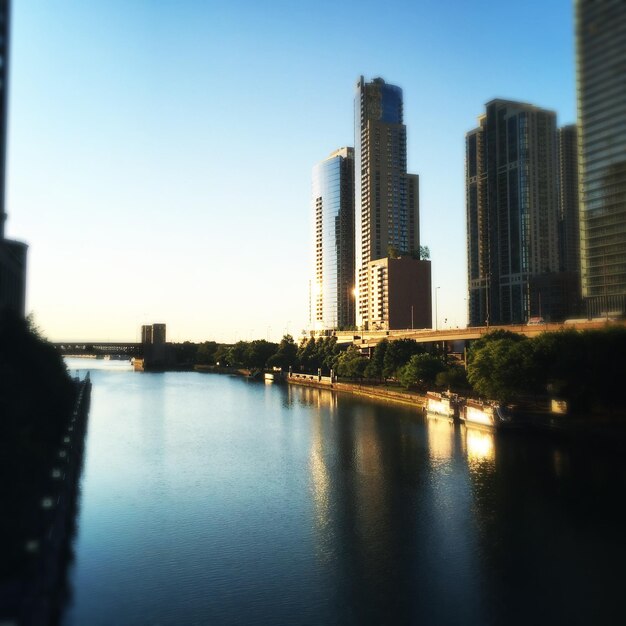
435,286,440,331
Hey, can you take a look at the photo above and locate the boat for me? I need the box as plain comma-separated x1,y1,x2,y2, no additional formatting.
424,391,461,421
461,398,514,430
264,372,282,383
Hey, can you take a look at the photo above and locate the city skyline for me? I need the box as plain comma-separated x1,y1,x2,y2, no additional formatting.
5,1,576,342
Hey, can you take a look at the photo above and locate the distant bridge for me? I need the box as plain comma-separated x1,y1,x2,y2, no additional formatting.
55,342,143,357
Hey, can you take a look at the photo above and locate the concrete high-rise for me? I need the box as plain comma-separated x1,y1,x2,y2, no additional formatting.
466,99,562,326
576,0,626,317
310,147,355,331
0,0,27,318
354,76,430,330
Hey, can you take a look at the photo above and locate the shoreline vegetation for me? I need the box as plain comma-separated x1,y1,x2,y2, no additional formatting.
0,312,92,624
184,327,626,440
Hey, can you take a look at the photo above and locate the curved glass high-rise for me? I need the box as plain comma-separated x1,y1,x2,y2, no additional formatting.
310,147,355,331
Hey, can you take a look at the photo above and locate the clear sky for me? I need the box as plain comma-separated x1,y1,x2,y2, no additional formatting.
6,0,576,343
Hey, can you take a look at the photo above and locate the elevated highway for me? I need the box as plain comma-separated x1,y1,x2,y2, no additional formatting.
333,319,626,351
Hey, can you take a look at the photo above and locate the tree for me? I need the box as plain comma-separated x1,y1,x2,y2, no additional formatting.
467,337,536,403
196,341,218,365
335,345,368,379
245,340,278,369
399,353,445,389
435,365,469,391
296,337,317,372
228,341,249,367
267,334,298,370
365,339,388,380
214,344,231,366
383,339,423,379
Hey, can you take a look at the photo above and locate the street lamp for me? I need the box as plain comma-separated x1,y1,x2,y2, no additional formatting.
435,286,440,331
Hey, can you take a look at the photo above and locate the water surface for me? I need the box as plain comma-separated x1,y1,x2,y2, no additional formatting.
64,360,626,625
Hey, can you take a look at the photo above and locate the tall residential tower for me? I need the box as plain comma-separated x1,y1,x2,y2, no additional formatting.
466,99,570,325
576,0,626,317
354,76,430,330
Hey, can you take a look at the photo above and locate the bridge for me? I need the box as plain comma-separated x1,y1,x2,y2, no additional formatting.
333,318,626,352
55,342,143,357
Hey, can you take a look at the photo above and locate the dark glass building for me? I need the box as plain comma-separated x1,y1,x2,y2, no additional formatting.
354,76,428,330
558,125,581,275
576,0,626,317
311,147,355,331
466,100,561,326
0,0,8,239
0,0,27,318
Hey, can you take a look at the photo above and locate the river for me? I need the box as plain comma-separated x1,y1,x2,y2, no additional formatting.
62,358,626,625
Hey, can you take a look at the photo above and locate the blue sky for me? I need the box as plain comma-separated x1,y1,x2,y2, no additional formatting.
6,0,576,342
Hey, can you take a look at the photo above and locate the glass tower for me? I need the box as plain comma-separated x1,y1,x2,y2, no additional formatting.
354,76,421,329
0,0,9,238
0,0,27,318
576,0,626,317
311,147,355,331
466,100,560,326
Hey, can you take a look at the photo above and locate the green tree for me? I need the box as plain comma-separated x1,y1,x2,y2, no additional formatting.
245,340,279,369
214,344,231,366
399,353,446,389
467,337,536,403
296,337,317,372
383,339,423,379
228,341,249,367
336,345,368,379
196,341,218,365
365,339,388,380
435,365,469,391
267,334,298,370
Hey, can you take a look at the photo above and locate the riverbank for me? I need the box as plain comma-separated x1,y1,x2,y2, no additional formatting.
286,374,626,448
0,375,92,624
287,375,427,409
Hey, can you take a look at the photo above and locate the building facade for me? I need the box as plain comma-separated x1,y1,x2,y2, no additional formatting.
558,125,581,275
0,0,9,240
354,76,429,329
361,256,431,331
310,147,355,331
466,99,563,326
0,0,28,318
576,0,626,317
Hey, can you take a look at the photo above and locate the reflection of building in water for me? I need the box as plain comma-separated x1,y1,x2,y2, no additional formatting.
464,426,495,465
288,384,338,412
425,413,455,461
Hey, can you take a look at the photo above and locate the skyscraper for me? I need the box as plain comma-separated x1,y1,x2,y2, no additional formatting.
354,76,430,330
310,147,355,331
557,125,581,276
0,0,27,318
466,99,562,326
576,0,626,317
0,0,8,239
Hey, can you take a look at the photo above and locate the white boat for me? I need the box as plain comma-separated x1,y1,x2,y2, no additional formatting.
424,391,460,420
461,398,513,429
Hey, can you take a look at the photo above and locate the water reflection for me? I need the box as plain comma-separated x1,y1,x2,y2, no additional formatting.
464,425,496,465
425,412,455,462
61,369,626,625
